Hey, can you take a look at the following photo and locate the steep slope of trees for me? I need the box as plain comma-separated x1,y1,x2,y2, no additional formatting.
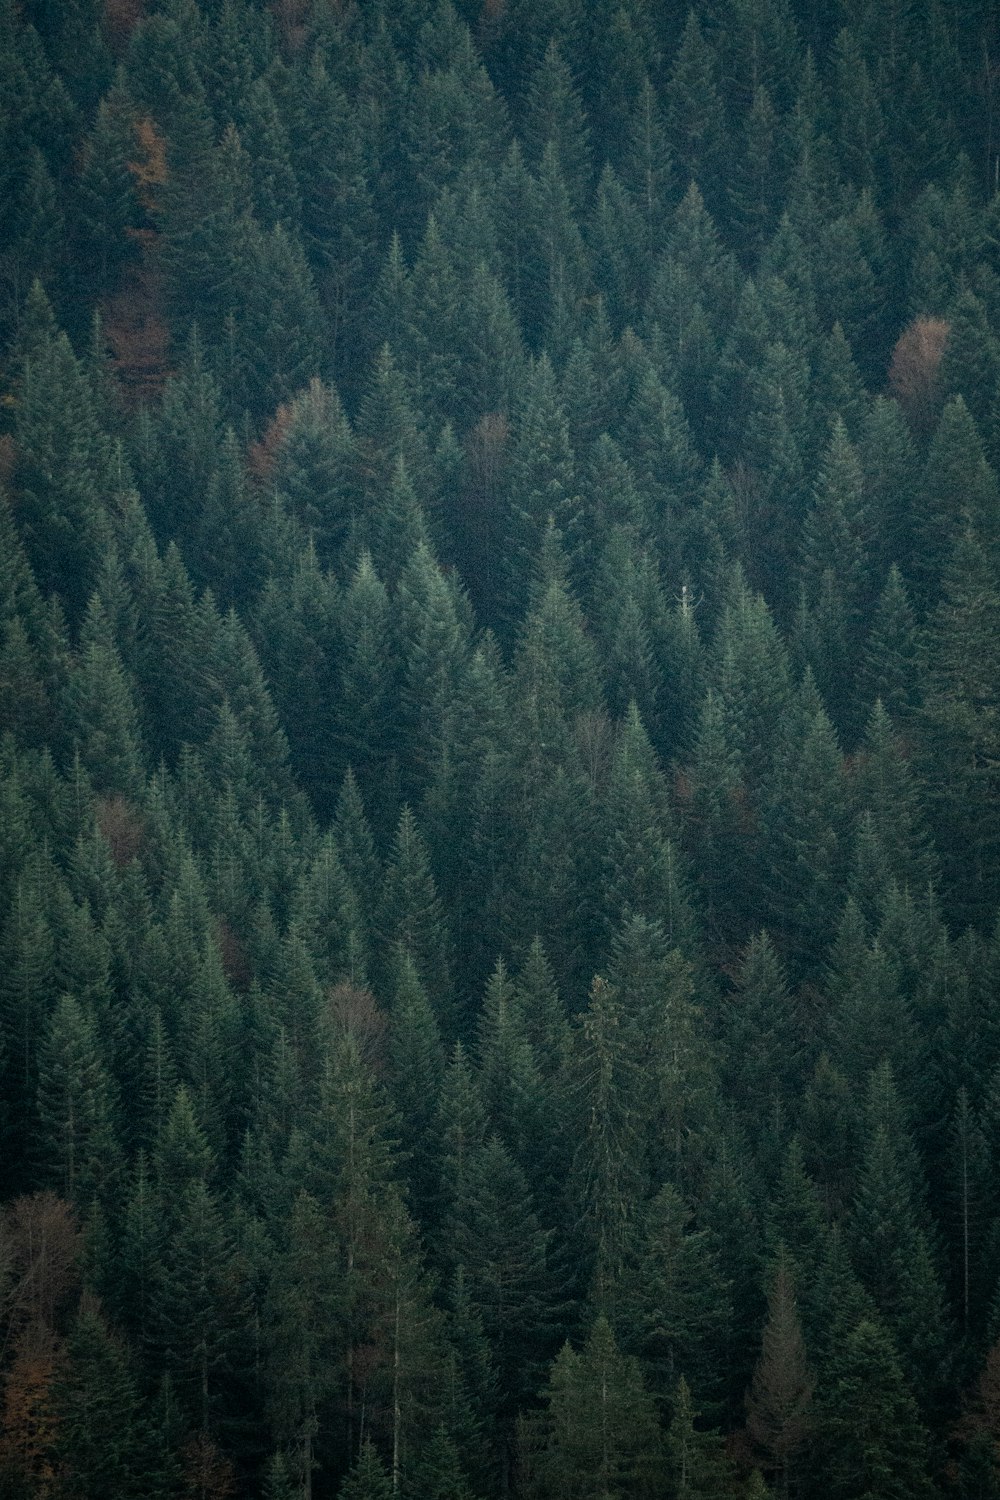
2,0,1000,1495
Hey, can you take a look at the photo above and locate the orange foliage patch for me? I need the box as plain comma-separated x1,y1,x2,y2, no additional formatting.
465,410,510,492
216,919,252,991
0,435,15,491
888,315,950,434
270,0,310,53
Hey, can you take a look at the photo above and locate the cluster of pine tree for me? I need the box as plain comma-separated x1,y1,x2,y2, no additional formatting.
3,0,1000,1495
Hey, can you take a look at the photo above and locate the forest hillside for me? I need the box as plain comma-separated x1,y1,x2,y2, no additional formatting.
2,0,1000,1496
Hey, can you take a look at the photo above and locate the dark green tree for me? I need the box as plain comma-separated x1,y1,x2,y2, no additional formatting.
519,1315,661,1500
812,1318,935,1500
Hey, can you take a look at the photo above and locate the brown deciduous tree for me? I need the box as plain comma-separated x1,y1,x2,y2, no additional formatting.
888,317,950,435
0,1194,81,1345
181,1433,237,1500
744,1261,814,1498
0,1333,62,1497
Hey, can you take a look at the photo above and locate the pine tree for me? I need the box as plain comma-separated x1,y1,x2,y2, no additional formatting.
929,397,1000,560
519,1316,661,1500
264,1189,341,1497
588,164,648,332
665,12,727,206
235,76,302,233
13,320,113,623
380,805,455,1034
35,992,119,1209
797,417,870,736
760,692,848,975
155,89,254,342
64,593,145,798
619,1182,732,1414
521,38,592,213
288,51,376,373
152,1177,249,1436
813,1319,935,1500
75,82,143,299
570,974,644,1313
455,1134,559,1416
504,355,582,621
388,948,445,1225
723,932,804,1123
851,699,937,898
50,1300,140,1499
918,521,1000,928
848,1103,949,1407
861,566,921,722
403,1425,477,1500
729,85,783,263
236,221,326,420
339,1439,394,1500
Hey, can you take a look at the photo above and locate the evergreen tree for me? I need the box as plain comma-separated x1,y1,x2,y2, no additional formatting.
919,521,1000,928
235,221,325,420
380,805,455,1034
813,1319,935,1500
50,1301,140,1499
519,1315,661,1500
13,320,113,623
340,1439,394,1500
848,1099,949,1406
460,1133,560,1391
521,39,592,213
664,1375,736,1499
619,1182,732,1415
75,82,143,299
664,12,727,209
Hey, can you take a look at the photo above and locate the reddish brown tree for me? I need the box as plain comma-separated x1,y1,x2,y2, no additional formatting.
888,317,950,435
0,1331,62,1498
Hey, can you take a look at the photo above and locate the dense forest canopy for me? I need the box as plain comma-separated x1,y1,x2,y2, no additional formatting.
3,0,1000,1495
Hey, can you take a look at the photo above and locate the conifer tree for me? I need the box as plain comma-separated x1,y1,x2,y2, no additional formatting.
848,1102,949,1407
75,82,143,298
664,1375,735,1500
861,567,921,722
665,12,727,205
919,521,1000,928
619,1182,731,1414
813,1319,935,1500
454,1134,559,1420
380,805,455,1033
13,321,113,623
35,993,120,1209
340,1439,394,1500
519,1316,661,1500
521,39,592,214
50,1301,140,1499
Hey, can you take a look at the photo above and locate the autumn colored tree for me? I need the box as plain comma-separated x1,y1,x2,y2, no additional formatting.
888,315,949,436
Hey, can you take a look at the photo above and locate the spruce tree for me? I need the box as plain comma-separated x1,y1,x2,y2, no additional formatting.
520,1316,661,1500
